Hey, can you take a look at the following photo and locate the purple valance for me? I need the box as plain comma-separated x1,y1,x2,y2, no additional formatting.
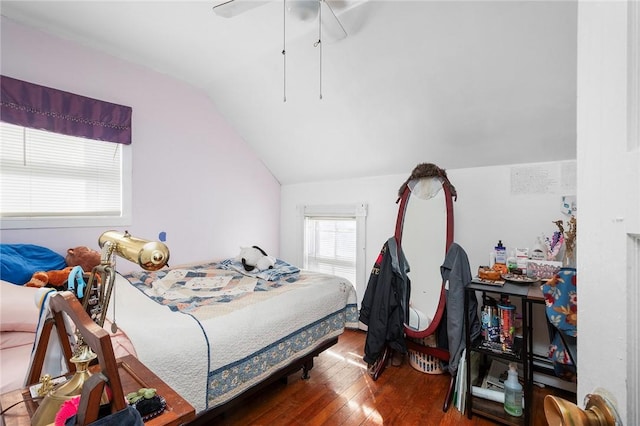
0,75,132,144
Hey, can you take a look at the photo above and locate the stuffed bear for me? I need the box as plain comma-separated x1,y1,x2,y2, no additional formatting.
26,266,74,289
65,246,101,272
235,246,276,272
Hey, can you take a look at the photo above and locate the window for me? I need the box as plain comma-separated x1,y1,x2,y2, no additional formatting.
0,122,132,229
305,217,357,284
301,204,367,288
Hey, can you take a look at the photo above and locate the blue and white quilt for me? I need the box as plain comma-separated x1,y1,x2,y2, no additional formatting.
112,261,358,413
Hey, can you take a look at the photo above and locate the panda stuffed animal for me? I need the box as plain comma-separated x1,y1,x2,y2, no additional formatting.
235,246,276,272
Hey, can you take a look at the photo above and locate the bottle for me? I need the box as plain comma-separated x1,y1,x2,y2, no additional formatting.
503,363,523,417
495,240,507,265
507,250,517,272
530,236,546,261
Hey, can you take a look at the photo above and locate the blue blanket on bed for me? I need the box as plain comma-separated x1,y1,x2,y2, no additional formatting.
217,258,300,281
0,244,66,285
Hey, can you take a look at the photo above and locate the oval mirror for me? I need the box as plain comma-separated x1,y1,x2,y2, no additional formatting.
394,171,455,338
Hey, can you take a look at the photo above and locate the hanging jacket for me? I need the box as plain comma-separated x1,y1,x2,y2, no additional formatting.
439,242,481,375
359,237,410,365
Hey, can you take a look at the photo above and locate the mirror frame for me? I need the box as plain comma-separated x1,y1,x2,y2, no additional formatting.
394,177,455,339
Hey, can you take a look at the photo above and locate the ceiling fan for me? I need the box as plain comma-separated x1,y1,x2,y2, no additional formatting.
213,0,349,42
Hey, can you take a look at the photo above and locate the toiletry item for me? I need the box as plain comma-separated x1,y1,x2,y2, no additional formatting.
495,240,507,264
507,251,517,272
504,363,523,417
530,236,546,261
515,248,529,273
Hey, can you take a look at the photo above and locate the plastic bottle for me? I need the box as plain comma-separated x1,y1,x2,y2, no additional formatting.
530,236,546,261
503,363,523,417
507,250,518,272
495,240,507,265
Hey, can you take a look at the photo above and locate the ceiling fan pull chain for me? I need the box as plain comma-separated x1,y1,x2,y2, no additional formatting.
282,0,287,102
315,0,323,100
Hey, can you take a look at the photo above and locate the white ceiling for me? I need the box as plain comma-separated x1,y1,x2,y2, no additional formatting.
0,0,578,185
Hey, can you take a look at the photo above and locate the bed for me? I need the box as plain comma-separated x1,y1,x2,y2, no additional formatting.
1,252,358,421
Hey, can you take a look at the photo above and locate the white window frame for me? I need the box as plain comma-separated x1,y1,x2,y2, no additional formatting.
0,124,132,230
298,204,367,289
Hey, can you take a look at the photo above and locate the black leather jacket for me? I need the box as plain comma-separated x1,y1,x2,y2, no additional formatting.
359,237,410,365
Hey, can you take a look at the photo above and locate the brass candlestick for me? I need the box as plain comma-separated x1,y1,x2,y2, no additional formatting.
31,340,99,426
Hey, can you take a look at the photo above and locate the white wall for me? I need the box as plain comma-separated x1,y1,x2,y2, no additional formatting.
281,161,575,313
0,17,281,270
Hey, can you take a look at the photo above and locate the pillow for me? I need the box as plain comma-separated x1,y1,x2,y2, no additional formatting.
0,244,67,285
0,280,40,332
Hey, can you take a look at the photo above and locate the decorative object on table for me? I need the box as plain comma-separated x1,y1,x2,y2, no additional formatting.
31,342,102,426
526,259,563,281
29,231,169,426
545,225,565,261
478,266,501,282
126,387,167,420
501,273,539,284
562,216,577,267
477,265,507,286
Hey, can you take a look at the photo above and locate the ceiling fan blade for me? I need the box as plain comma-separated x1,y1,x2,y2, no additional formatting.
321,0,347,42
212,0,268,18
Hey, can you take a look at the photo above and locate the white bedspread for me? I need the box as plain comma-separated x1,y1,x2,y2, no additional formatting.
109,266,357,413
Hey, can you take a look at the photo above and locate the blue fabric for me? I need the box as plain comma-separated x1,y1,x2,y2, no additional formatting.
542,267,577,382
0,244,66,285
541,267,577,337
217,258,300,281
65,406,143,426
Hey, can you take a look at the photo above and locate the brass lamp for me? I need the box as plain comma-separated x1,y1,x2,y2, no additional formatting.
31,231,169,426
84,230,170,328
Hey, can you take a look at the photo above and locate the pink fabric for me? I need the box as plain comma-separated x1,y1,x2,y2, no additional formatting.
0,280,40,332
0,280,138,393
0,331,35,348
0,330,137,394
0,344,33,393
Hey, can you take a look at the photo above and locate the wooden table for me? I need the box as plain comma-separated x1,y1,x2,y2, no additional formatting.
0,355,195,426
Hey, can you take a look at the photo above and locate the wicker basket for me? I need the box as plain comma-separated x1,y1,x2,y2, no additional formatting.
407,334,444,375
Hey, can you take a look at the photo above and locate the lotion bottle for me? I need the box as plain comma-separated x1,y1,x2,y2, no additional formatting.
503,363,523,417
495,240,507,265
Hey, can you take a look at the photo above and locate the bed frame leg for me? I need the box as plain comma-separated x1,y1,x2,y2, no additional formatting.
302,359,314,379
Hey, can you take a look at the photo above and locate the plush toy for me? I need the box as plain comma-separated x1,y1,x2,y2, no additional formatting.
26,266,74,289
65,246,101,272
235,246,276,272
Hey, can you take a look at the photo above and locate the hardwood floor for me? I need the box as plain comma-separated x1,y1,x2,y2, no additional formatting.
209,329,575,425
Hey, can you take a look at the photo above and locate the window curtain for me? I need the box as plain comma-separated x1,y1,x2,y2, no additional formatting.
0,75,132,144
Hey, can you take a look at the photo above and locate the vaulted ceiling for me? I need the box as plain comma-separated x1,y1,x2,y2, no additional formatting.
1,1,578,184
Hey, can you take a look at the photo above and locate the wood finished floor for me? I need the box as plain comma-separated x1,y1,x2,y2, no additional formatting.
210,329,574,425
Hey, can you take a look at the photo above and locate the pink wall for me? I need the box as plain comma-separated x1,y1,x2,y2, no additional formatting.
0,17,281,270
